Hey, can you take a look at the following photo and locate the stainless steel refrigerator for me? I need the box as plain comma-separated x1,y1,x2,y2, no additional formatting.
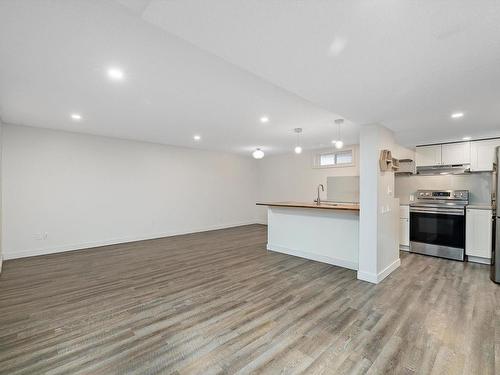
492,146,500,283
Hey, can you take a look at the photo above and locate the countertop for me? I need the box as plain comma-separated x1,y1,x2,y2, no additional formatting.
256,201,360,211
466,204,495,210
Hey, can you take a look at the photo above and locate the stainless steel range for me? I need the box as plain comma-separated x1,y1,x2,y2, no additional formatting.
410,189,469,261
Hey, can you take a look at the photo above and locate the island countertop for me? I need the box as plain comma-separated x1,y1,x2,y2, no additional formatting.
256,201,360,211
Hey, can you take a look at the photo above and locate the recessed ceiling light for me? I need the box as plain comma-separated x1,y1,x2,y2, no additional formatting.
451,112,464,119
260,116,269,123
252,148,265,159
193,135,201,141
462,136,472,141
328,36,347,57
70,113,82,121
107,67,124,81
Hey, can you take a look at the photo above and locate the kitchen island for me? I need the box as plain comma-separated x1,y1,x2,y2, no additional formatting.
257,202,360,270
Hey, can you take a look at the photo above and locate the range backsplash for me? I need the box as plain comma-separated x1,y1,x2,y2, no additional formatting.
395,172,494,204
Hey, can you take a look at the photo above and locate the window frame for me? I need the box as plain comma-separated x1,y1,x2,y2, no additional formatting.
313,148,355,169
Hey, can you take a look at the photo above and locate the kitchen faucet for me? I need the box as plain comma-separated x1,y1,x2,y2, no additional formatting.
316,184,324,205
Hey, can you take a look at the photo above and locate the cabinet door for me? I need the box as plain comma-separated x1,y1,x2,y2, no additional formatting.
392,144,415,161
415,145,441,167
441,142,470,165
466,209,493,258
400,218,409,246
399,205,409,219
470,139,500,172
465,209,476,255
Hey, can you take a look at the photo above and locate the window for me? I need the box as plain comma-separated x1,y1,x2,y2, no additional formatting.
320,153,336,166
314,149,354,168
335,150,353,165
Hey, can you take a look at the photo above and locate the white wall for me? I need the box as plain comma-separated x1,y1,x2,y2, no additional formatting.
358,125,400,284
2,125,259,259
256,145,359,223
0,118,3,272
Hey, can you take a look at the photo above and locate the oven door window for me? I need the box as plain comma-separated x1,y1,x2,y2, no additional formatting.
410,212,465,248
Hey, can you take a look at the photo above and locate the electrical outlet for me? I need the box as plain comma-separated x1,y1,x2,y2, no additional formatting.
34,232,48,240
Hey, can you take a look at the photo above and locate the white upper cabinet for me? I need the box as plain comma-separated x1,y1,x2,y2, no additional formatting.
470,139,500,172
392,144,415,161
441,142,470,165
416,139,499,168
415,145,442,167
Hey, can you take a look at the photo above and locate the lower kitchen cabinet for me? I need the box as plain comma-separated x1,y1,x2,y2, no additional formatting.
399,205,410,249
466,208,493,263
400,218,409,247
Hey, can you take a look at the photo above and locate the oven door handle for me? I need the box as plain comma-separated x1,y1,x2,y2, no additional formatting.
410,207,465,216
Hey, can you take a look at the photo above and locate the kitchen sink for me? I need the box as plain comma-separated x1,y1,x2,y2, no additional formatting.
321,202,339,206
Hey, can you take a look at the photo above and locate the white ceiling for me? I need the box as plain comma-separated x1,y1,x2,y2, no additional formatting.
141,0,500,146
1,1,499,155
0,0,356,155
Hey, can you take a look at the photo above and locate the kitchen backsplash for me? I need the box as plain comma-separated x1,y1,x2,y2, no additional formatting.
395,172,494,204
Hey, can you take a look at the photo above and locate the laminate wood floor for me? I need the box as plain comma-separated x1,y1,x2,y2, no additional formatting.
0,224,498,374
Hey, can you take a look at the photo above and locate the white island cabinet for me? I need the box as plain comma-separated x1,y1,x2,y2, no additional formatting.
257,202,360,270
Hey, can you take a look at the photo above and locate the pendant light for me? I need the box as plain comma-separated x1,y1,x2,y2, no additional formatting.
252,148,265,159
294,128,303,154
334,118,344,149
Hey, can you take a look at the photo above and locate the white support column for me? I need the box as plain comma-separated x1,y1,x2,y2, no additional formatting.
0,117,3,274
358,124,400,283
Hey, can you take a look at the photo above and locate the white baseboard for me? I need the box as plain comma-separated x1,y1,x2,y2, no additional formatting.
357,257,401,284
377,258,401,282
267,243,358,271
467,256,491,265
3,221,258,260
356,270,378,284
